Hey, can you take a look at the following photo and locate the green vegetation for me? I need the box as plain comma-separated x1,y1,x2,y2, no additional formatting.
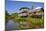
5,7,44,29
15,17,44,29
5,10,11,23
9,14,43,29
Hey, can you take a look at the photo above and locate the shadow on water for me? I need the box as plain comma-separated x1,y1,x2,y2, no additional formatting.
5,19,20,30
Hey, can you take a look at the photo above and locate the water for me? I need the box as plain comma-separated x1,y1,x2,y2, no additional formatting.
6,20,20,30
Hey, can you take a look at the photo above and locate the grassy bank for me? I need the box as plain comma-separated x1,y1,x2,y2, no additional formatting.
15,17,44,29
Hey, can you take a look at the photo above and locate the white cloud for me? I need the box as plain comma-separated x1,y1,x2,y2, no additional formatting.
35,7,42,9
33,7,42,10
10,0,44,3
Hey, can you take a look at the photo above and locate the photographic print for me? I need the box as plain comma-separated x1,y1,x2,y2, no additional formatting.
5,0,44,31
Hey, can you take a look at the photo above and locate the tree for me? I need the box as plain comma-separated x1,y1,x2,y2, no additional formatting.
19,7,30,10
5,10,10,23
5,10,9,16
12,13,18,17
40,8,44,12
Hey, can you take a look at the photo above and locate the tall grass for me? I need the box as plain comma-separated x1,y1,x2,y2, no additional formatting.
15,17,44,29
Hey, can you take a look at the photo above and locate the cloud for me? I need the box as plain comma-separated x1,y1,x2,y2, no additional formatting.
9,0,44,3
33,7,42,10
35,7,42,9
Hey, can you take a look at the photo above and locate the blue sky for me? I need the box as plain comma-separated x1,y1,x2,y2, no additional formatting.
5,0,44,14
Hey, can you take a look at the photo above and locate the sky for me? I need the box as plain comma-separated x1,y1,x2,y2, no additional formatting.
5,0,44,14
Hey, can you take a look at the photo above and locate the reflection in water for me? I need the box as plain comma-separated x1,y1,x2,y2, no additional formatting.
6,20,20,30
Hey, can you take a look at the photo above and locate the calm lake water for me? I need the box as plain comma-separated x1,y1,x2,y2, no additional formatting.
6,20,20,30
